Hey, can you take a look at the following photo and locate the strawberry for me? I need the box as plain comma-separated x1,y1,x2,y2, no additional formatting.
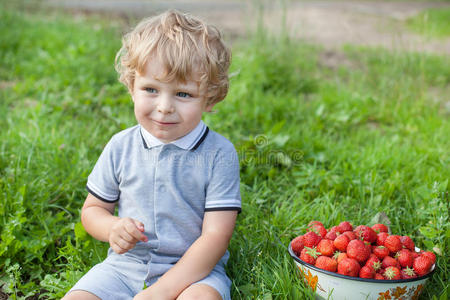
371,223,388,233
337,221,353,233
337,258,360,277
411,251,420,259
308,220,324,228
421,251,436,265
333,234,350,252
384,266,401,280
328,226,339,234
308,224,327,238
382,256,400,269
325,230,337,240
365,254,381,272
342,231,356,241
300,247,321,265
359,266,375,279
335,252,348,264
354,225,377,243
317,239,335,257
346,239,370,264
384,235,402,253
399,235,415,251
303,231,321,248
291,235,305,256
376,232,389,246
315,256,338,272
413,256,433,276
401,266,417,279
374,273,385,280
396,249,414,268
373,246,390,260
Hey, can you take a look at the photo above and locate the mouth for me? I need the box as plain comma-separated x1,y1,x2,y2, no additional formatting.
153,120,178,126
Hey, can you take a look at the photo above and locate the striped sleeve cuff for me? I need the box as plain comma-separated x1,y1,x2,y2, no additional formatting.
205,199,241,214
86,183,119,203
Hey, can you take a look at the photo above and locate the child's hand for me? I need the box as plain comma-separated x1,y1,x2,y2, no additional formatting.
109,217,148,254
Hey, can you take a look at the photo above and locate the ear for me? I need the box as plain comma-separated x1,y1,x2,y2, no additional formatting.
204,101,216,112
129,86,135,103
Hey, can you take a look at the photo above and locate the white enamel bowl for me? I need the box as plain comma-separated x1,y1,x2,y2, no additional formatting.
288,242,435,300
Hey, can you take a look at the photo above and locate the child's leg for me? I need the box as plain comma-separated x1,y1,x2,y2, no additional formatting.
175,264,231,300
62,290,101,300
176,283,221,300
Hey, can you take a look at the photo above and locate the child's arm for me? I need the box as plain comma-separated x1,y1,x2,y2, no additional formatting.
82,193,148,253
134,210,237,300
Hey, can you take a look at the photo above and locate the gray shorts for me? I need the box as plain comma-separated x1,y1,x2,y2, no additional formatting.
68,254,231,300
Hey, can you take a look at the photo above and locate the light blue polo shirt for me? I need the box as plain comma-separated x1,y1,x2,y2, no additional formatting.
86,120,241,280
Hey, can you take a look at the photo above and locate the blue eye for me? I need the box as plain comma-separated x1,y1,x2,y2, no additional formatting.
177,92,191,98
145,88,157,93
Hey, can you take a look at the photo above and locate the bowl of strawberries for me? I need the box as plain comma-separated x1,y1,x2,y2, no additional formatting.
288,220,436,300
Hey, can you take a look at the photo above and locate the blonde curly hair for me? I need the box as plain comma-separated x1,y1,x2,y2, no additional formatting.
115,10,231,106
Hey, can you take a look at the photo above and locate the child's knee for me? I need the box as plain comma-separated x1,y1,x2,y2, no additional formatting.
62,290,101,300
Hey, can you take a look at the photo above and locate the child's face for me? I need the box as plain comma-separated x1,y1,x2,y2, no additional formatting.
131,58,214,143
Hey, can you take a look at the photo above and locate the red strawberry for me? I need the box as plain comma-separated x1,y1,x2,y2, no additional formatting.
315,256,338,272
347,239,370,264
365,254,381,272
337,258,360,277
308,224,327,238
333,234,350,252
359,266,375,279
382,256,400,269
396,249,414,268
308,220,324,228
342,231,356,241
376,232,389,246
354,225,377,243
374,273,385,280
401,266,417,279
384,266,401,280
373,246,390,260
384,235,402,253
291,235,305,256
371,223,388,233
421,251,436,265
325,230,337,240
336,252,348,264
317,239,335,257
411,251,420,259
337,221,353,233
303,231,321,248
413,256,433,276
399,235,415,251
300,247,320,265
328,226,339,234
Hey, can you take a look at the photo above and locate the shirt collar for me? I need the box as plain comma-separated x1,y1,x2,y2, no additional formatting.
140,121,207,150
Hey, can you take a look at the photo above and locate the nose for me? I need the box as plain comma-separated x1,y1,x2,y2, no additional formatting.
157,94,175,114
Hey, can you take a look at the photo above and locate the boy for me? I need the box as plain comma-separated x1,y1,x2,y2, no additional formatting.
63,10,241,300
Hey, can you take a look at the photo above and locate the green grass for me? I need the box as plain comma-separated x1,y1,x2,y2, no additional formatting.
407,7,450,38
1,4,449,300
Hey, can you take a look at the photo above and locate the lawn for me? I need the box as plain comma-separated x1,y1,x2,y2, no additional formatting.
407,7,450,38
0,2,449,300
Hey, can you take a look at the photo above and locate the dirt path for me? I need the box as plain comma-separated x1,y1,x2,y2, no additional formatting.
44,0,450,55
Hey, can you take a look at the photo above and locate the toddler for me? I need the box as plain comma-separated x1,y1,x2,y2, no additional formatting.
63,10,241,300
